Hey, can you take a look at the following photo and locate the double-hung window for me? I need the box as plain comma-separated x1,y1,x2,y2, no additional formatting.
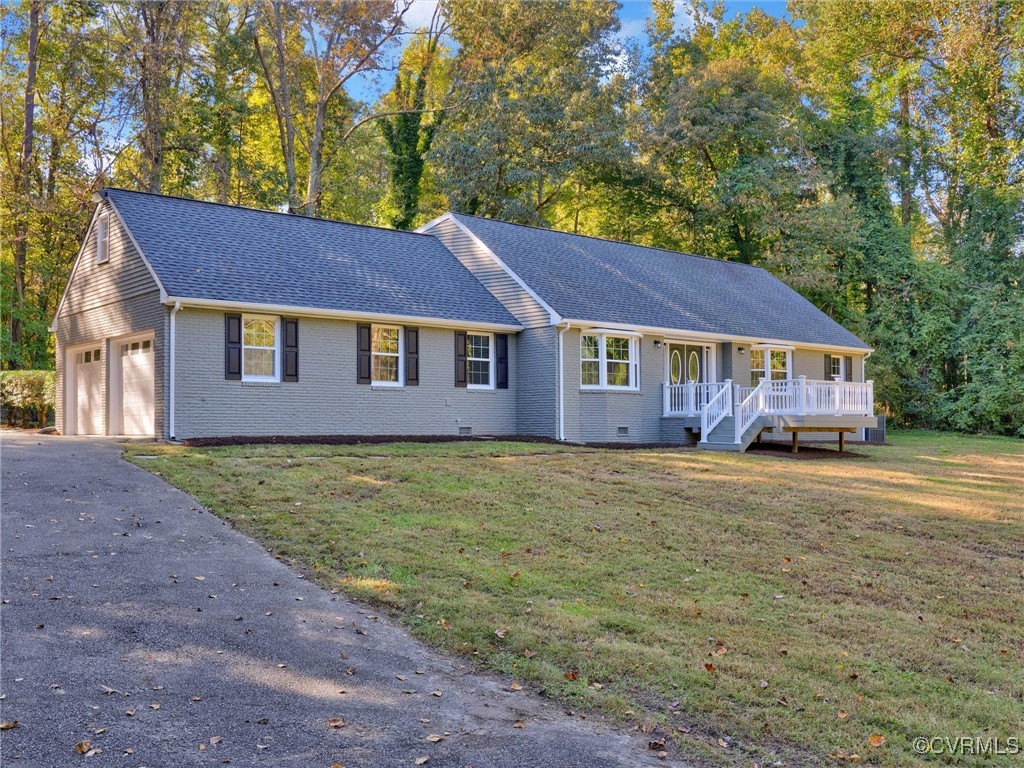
242,314,279,381
371,325,402,385
580,333,639,390
750,347,790,386
467,332,494,389
830,355,844,381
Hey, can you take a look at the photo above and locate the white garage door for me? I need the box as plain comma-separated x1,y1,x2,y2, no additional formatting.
75,347,103,435
121,339,154,436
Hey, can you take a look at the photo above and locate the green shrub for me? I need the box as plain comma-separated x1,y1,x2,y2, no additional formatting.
0,370,56,428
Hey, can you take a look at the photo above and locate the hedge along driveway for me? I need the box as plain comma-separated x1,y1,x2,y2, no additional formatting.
127,432,1024,767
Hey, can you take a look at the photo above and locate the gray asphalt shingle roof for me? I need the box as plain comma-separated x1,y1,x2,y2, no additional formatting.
105,189,519,327
452,213,870,349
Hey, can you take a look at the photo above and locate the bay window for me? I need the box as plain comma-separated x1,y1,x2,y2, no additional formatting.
580,333,639,390
750,347,790,386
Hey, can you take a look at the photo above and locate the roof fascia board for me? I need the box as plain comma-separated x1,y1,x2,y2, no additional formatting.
564,318,872,354
165,296,523,333
420,213,562,326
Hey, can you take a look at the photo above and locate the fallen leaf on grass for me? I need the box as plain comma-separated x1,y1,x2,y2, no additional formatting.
494,629,507,639
431,690,443,697
563,671,578,680
1,720,19,730
648,738,666,750
210,736,223,745
704,663,715,674
74,740,92,754
509,683,522,692
838,710,848,720
513,720,525,729
425,734,444,743
415,758,429,765
328,718,346,729
868,734,886,748
523,649,536,659
149,703,161,710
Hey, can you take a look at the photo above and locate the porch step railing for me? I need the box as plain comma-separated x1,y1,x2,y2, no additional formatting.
699,379,732,442
734,379,768,444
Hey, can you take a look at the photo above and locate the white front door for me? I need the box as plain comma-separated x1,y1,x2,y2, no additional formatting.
120,338,154,436
75,347,103,435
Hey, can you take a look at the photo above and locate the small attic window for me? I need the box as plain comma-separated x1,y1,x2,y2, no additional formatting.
96,214,109,264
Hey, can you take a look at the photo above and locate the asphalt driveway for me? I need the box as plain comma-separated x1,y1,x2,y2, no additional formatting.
0,432,672,767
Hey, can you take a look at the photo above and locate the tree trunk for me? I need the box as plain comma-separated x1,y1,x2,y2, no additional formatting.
9,0,44,368
898,82,912,228
270,1,298,211
301,101,327,217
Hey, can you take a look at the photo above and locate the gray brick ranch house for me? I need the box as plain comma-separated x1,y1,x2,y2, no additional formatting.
52,189,878,450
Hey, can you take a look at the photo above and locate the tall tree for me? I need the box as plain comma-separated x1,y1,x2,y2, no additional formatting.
251,0,410,216
378,6,449,229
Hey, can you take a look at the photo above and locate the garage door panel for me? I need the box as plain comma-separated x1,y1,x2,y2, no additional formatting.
120,339,154,436
75,347,103,435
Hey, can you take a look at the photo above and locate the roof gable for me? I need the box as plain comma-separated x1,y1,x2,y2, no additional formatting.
451,213,869,350
103,189,519,328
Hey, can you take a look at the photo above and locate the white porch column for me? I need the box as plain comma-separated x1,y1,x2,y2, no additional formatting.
797,375,807,415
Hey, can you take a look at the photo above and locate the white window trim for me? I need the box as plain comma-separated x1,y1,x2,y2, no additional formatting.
371,323,404,387
830,355,845,381
580,332,640,391
466,331,495,390
96,214,109,264
749,346,792,384
241,313,280,383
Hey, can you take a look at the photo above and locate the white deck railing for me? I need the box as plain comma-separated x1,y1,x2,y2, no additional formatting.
665,377,874,420
663,381,730,416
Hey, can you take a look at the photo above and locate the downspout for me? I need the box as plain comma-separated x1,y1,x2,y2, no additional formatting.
557,321,571,441
168,301,181,439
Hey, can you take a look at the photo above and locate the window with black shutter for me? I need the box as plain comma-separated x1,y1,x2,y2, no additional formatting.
225,314,242,380
405,328,419,386
454,331,467,387
496,333,509,389
357,324,371,384
283,318,299,382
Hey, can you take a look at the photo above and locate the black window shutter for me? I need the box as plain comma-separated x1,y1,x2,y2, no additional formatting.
405,328,419,386
283,318,299,382
225,314,242,380
824,353,833,379
844,355,854,382
454,331,467,387
495,333,509,389
357,324,371,384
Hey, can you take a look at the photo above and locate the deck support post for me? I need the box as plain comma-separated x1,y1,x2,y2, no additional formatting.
839,431,845,452
792,431,799,454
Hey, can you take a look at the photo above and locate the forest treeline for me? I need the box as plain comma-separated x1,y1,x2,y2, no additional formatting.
1,0,1021,435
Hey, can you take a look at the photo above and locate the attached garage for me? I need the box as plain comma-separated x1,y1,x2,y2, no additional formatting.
64,335,156,437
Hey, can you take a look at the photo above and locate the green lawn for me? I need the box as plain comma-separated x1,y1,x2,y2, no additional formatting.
127,432,1024,766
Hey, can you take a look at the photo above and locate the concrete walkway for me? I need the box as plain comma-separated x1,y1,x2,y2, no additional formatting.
0,432,674,767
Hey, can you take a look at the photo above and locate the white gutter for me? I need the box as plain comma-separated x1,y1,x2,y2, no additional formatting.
168,301,181,439
557,321,571,441
164,296,523,334
560,318,872,355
